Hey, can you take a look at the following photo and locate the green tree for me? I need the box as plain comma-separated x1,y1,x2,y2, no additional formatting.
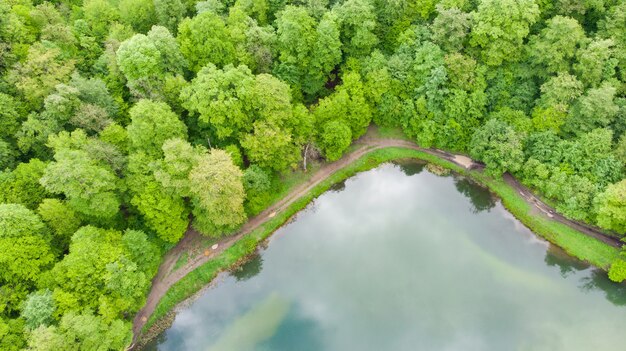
177,11,235,72
0,93,22,142
37,199,81,252
49,226,150,318
26,311,131,351
241,121,301,171
528,16,585,75
130,180,189,243
82,0,120,40
470,0,539,66
227,5,277,73
0,317,26,351
20,290,55,330
125,151,190,243
153,138,202,196
9,43,75,109
40,149,121,219
0,141,16,170
243,165,271,194
608,257,626,282
121,229,161,276
181,64,305,168
154,0,185,34
531,106,567,133
181,63,255,140
595,179,626,234
537,72,584,111
189,149,246,236
319,119,352,161
574,38,618,88
597,2,626,84
615,134,626,167
314,71,372,138
118,0,156,33
274,6,341,98
565,83,618,135
556,174,598,221
333,0,378,57
99,123,128,153
126,100,187,156
431,5,471,53
0,159,50,209
0,204,54,312
470,119,525,176
116,26,187,98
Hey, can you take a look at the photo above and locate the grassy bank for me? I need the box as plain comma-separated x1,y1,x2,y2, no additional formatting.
141,146,619,337
474,174,619,268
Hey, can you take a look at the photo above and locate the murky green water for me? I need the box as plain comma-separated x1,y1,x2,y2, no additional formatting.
145,162,626,351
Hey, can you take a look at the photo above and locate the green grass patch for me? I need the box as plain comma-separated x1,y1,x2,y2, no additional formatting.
142,146,619,335
475,175,619,269
245,162,322,216
371,125,412,140
172,252,188,272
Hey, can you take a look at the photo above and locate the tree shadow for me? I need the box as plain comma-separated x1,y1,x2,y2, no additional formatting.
454,177,496,213
231,252,264,282
393,160,425,176
578,269,626,307
544,245,590,278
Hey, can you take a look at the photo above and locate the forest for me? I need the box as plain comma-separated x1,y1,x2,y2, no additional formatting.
0,0,625,349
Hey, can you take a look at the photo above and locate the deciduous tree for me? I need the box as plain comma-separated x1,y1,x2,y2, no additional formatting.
126,100,187,156
189,150,246,236
470,0,539,66
470,119,525,176
595,179,626,234
177,11,235,72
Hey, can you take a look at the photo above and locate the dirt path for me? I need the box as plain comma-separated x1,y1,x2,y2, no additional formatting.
130,129,622,345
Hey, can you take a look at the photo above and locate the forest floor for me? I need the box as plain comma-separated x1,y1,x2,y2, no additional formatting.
130,126,622,347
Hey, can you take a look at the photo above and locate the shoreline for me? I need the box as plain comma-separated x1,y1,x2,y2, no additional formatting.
132,137,621,348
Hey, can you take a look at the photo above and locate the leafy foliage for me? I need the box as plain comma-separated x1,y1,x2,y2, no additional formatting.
2,0,626,343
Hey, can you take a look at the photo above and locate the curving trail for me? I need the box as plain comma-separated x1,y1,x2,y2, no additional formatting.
130,129,622,345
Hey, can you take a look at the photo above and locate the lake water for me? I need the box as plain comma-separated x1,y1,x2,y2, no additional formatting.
144,162,626,351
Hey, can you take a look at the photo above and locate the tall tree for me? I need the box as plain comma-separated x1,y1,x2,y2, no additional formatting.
564,83,618,135
188,149,246,236
431,5,471,53
333,0,378,57
318,119,352,161
9,43,75,109
528,16,585,75
37,199,81,252
594,179,626,234
574,38,619,88
40,149,121,219
177,11,235,72
116,26,187,98
274,6,341,98
181,63,255,141
313,71,372,139
0,204,54,313
154,0,185,34
470,0,539,66
118,0,156,33
0,159,50,209
470,119,525,176
126,100,188,156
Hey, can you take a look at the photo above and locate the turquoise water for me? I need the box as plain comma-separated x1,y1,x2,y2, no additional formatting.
145,162,626,351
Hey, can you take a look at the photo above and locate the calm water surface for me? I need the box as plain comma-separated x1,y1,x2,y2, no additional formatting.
145,162,626,351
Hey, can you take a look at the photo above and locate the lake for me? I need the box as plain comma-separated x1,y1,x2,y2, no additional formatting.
144,162,626,351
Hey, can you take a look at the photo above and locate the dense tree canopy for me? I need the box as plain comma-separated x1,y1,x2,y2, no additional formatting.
2,0,626,346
